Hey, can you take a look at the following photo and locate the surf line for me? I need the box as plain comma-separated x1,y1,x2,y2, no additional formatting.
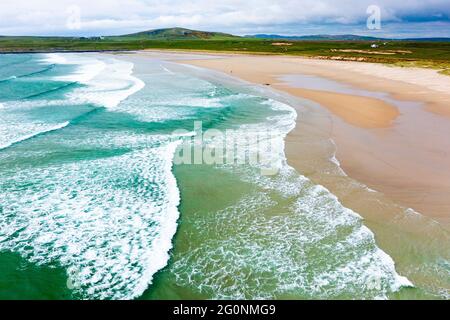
0,121,70,151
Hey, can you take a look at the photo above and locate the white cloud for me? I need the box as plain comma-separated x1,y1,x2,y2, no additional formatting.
0,0,448,36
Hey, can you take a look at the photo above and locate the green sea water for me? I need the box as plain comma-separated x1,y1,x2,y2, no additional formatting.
0,53,447,300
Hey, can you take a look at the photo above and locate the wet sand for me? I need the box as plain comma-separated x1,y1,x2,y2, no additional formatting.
173,54,450,224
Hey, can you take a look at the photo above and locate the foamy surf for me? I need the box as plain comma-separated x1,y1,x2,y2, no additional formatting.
162,74,413,299
0,53,183,299
0,121,70,151
0,54,145,151
171,187,413,299
41,53,145,109
0,53,419,300
0,141,182,299
170,134,414,299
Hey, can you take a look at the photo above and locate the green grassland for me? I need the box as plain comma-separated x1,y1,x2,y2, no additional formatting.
1,28,450,74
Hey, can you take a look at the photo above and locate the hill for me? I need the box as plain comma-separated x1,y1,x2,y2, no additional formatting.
116,27,239,40
403,37,450,42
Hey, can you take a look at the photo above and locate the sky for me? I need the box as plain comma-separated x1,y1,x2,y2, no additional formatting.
0,0,449,38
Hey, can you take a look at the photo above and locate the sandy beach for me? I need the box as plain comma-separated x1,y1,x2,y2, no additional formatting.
158,52,450,224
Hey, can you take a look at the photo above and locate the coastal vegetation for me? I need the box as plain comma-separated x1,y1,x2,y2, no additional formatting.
1,28,450,74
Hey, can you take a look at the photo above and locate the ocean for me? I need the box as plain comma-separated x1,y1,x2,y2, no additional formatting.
0,52,447,300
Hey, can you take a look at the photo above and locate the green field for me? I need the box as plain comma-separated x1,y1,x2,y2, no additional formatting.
1,28,450,74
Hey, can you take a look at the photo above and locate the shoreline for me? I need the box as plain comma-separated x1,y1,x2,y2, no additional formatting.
127,51,450,298
157,52,450,224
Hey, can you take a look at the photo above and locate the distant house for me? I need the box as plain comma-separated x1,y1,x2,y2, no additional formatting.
371,43,379,48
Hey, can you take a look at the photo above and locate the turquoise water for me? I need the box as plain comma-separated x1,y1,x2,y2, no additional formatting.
0,53,419,299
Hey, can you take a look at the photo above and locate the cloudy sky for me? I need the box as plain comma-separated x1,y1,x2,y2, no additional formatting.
1,0,449,38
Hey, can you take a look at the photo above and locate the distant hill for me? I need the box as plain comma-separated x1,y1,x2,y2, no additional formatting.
116,27,239,40
403,37,450,42
247,34,384,41
247,34,450,42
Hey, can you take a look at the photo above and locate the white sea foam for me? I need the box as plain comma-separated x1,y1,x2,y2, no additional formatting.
0,121,70,151
71,59,145,109
328,138,348,176
0,54,180,299
41,53,145,109
161,65,175,75
0,141,182,299
171,89,412,299
41,53,69,65
111,74,255,124
170,177,413,299
41,53,106,84
213,98,296,174
0,54,145,151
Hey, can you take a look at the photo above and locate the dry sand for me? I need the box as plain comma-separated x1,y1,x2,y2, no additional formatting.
173,54,450,222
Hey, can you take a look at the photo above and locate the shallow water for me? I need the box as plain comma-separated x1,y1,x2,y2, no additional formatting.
0,53,447,299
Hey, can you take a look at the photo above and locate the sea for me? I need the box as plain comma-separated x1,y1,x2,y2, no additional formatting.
0,52,447,300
